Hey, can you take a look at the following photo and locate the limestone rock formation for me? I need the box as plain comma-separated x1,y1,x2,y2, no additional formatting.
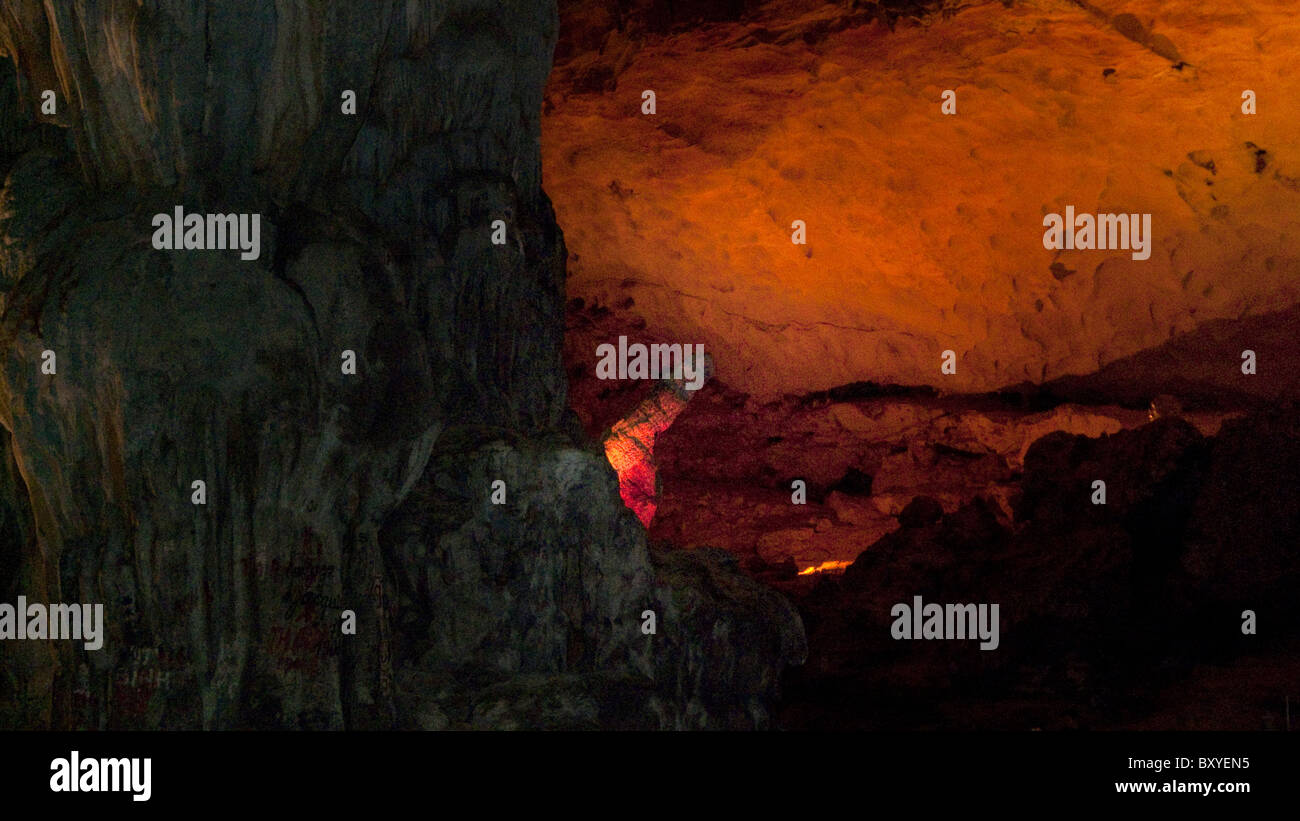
0,0,802,730
547,0,1300,398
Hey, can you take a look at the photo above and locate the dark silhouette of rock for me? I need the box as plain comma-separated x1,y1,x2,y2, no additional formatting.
898,495,944,529
1181,408,1300,605
789,411,1298,730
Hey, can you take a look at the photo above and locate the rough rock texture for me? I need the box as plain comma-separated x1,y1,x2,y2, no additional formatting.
784,410,1300,729
547,0,1300,398
0,1,802,729
569,318,1238,577
383,431,804,729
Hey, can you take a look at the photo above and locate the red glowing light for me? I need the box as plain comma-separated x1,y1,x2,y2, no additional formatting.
603,383,694,527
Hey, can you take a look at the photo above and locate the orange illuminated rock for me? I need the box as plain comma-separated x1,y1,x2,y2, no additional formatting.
546,0,1300,398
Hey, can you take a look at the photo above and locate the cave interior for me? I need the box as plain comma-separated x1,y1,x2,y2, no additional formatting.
0,0,1296,731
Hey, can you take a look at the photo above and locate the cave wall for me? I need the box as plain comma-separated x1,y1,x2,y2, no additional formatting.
0,0,802,729
547,0,1300,398
0,0,566,729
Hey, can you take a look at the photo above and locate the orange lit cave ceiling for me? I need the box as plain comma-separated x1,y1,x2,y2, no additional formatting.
545,0,1300,400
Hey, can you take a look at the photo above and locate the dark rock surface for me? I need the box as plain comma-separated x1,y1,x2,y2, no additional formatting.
785,411,1300,729
897,495,943,529
0,1,802,729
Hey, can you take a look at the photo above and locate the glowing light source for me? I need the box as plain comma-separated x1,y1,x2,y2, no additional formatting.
602,354,713,527
603,383,694,527
798,560,853,576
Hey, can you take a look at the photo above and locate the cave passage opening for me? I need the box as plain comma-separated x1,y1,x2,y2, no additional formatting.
546,0,1300,582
